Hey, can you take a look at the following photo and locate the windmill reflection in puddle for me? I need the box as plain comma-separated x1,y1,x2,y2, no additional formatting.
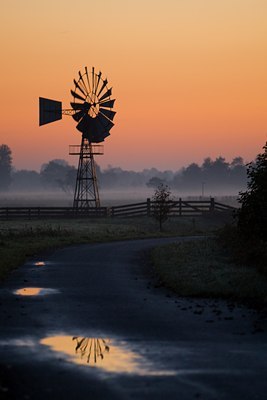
72,337,110,364
41,335,177,375
41,335,142,373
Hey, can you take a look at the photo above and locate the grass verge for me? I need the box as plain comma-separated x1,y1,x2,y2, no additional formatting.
150,238,267,306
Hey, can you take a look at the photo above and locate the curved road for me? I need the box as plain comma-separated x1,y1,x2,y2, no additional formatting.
0,237,266,399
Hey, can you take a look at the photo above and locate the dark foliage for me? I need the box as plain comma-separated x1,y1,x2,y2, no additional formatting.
236,142,267,242
0,144,12,191
218,143,267,273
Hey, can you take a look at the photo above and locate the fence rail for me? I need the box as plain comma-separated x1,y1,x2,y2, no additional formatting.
0,198,236,220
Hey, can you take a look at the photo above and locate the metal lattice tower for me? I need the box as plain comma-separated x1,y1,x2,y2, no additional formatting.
69,138,103,208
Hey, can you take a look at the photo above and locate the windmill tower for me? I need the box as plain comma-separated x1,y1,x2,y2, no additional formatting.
39,66,116,208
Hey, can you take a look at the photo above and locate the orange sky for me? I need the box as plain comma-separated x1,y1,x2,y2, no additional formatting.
1,0,267,171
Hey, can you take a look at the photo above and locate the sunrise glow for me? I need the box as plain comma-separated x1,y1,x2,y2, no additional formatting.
1,0,267,171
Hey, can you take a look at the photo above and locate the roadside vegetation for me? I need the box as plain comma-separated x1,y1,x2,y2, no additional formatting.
150,238,267,306
150,142,267,306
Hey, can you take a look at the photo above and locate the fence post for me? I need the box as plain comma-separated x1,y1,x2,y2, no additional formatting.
179,198,182,216
210,197,215,212
147,198,151,217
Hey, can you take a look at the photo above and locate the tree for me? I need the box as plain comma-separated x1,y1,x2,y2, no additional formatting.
0,144,12,191
40,159,76,191
236,142,267,242
11,170,41,190
152,184,173,231
146,176,165,188
181,162,202,189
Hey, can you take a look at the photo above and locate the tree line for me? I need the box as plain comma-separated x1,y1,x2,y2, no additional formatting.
0,144,247,193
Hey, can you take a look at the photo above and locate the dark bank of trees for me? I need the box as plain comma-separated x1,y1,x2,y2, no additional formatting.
0,143,248,194
10,159,76,193
171,156,246,193
100,156,247,193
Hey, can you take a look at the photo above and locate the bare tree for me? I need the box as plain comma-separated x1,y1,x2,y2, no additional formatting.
152,184,173,231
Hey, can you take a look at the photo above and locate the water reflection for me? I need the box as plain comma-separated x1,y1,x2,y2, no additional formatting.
34,261,46,266
41,335,176,375
14,287,59,296
73,337,110,364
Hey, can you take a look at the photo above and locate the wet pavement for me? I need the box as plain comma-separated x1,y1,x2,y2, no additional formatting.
0,237,267,399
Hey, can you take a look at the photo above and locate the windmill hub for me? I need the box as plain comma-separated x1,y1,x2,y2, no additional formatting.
84,102,90,111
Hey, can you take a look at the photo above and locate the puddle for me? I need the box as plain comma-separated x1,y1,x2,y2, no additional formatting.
41,335,176,376
34,261,46,267
14,287,59,296
0,338,36,347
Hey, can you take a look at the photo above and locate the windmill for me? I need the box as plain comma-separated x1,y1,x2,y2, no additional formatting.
39,67,116,208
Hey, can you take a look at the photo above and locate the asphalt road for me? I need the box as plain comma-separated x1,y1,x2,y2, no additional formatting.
0,237,266,400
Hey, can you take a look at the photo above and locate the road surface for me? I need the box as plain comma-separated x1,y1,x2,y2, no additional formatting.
0,237,266,399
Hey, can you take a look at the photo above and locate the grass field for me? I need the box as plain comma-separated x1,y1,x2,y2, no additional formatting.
150,238,267,306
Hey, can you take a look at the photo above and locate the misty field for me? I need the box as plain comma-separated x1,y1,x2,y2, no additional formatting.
0,189,240,208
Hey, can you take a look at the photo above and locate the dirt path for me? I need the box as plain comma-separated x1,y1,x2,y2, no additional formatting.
0,237,266,399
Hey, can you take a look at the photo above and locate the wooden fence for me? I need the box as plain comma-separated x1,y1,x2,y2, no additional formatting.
0,198,236,220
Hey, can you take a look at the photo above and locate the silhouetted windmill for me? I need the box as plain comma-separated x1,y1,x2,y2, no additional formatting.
39,67,116,208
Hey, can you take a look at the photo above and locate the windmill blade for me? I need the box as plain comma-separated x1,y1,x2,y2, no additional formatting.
72,110,85,122
70,102,85,110
99,108,116,121
102,131,110,141
77,113,113,143
99,99,115,109
85,66,91,94
92,134,105,143
78,115,103,142
97,114,114,130
92,67,95,94
102,131,110,140
73,79,87,97
76,114,92,134
92,130,110,143
79,70,88,93
97,79,108,97
95,71,102,95
71,89,85,102
98,88,112,102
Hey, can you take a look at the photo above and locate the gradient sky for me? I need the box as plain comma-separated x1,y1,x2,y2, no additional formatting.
1,0,267,171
